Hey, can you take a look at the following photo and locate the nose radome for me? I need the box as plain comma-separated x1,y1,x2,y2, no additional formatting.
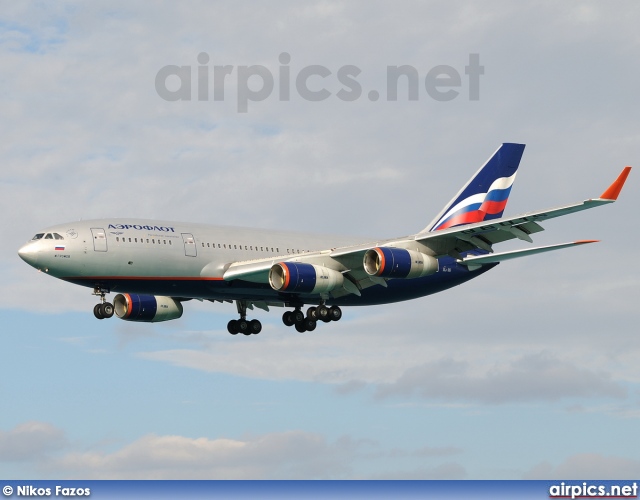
18,243,39,267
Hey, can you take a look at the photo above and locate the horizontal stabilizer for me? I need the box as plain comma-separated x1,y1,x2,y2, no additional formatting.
458,240,598,268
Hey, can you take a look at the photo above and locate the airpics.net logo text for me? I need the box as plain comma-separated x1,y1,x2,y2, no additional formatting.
155,52,484,112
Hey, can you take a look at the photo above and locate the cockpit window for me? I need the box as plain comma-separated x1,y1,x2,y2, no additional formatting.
32,233,45,240
53,233,64,240
44,233,53,239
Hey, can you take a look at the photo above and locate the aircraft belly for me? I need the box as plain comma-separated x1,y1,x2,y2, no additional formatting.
62,260,495,307
332,263,495,306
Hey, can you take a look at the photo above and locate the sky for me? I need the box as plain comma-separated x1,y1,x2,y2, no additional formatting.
1,0,639,480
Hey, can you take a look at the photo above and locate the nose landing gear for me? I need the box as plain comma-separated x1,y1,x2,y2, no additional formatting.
92,287,114,319
93,302,114,319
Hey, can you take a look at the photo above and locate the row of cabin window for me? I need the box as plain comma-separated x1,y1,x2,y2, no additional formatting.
200,242,309,254
115,237,172,245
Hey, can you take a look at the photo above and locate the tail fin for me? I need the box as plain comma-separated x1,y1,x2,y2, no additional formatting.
422,143,526,232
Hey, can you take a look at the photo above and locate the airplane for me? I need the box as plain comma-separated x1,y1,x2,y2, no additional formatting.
17,143,631,335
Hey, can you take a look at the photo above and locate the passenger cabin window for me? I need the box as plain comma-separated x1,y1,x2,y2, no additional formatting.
32,233,44,240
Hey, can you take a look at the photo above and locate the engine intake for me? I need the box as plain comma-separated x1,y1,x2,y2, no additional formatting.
363,247,438,279
113,293,183,322
269,262,344,294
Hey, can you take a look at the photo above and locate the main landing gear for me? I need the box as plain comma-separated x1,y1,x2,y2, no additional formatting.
282,304,342,332
227,300,262,336
92,287,114,320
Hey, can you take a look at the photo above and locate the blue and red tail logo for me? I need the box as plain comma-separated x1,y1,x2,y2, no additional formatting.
427,143,525,232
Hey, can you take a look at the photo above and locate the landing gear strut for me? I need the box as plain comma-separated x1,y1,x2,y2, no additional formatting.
92,287,114,320
281,303,342,332
227,300,262,335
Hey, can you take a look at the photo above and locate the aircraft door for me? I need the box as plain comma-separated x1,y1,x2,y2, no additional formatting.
90,228,108,252
182,233,197,257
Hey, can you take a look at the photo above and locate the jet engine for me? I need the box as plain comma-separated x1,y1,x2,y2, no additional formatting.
363,247,438,279
269,262,344,294
113,293,183,322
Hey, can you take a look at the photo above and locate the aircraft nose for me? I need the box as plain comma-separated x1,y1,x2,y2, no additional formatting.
18,243,39,267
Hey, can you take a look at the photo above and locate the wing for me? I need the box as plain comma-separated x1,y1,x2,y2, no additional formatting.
457,240,598,270
221,167,631,296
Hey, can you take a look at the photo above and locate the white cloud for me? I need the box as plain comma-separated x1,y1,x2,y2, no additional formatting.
0,421,66,462
0,420,467,480
50,430,359,479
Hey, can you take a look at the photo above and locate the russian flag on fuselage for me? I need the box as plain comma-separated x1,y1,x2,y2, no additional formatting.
426,143,525,232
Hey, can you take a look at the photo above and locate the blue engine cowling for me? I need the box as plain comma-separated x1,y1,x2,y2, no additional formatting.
363,247,438,279
269,262,344,294
113,293,183,322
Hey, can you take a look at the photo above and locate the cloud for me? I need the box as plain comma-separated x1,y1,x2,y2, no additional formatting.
0,421,66,461
1,420,466,480
132,302,639,405
525,453,640,479
375,351,626,404
51,430,361,479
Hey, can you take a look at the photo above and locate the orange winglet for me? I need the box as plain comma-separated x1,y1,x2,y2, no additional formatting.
600,166,632,200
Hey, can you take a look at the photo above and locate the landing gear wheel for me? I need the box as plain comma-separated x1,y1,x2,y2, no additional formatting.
238,319,249,335
100,302,114,318
329,305,342,322
292,309,305,323
249,319,262,335
93,304,104,320
306,307,318,320
305,318,317,332
282,311,294,326
227,320,239,335
316,304,330,323
294,321,307,333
